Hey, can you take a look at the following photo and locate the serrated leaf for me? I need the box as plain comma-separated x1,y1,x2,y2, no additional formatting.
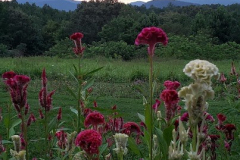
128,137,141,156
137,113,145,123
70,107,78,116
99,143,108,155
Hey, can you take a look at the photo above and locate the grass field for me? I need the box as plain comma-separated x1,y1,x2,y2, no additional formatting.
0,56,239,159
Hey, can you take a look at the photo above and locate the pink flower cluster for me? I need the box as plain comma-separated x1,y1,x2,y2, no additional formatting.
55,130,67,149
75,129,102,155
84,111,105,130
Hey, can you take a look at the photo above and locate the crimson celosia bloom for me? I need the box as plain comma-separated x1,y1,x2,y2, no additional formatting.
181,112,189,122
75,129,102,155
135,27,168,56
70,32,85,56
55,130,67,149
160,89,179,106
224,124,236,140
39,69,55,111
57,108,62,121
2,71,30,110
152,99,161,112
122,122,141,135
219,73,227,83
84,112,105,129
164,80,181,90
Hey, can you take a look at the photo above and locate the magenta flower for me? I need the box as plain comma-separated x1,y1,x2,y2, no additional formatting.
164,80,180,90
2,71,30,110
57,108,62,121
70,32,85,56
135,27,168,56
39,69,55,111
230,62,238,76
75,129,102,155
122,122,141,135
152,99,161,112
84,112,105,129
55,130,67,149
181,112,189,122
219,73,227,83
39,109,44,119
160,89,179,106
224,124,236,140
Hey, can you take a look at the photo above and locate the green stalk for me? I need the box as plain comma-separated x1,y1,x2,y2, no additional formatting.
192,125,197,152
149,55,153,160
20,109,28,160
44,109,48,159
77,55,82,133
117,152,124,160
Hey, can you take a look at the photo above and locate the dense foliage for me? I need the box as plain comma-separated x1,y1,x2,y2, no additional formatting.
0,0,240,60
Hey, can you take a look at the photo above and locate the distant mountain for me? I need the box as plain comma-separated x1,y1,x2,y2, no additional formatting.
130,1,145,6
140,0,198,8
17,0,81,11
130,0,240,8
178,0,240,5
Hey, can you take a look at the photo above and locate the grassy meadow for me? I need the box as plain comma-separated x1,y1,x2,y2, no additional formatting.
0,56,239,159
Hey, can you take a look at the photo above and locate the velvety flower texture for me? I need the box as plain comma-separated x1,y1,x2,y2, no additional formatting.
75,129,102,155
160,89,179,106
84,112,105,128
122,122,141,135
164,80,181,90
135,27,168,56
70,32,85,56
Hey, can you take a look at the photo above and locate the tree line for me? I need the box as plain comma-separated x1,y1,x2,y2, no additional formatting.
0,0,240,60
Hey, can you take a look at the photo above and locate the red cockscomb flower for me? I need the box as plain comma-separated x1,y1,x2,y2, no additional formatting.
123,122,141,135
164,80,181,90
160,89,179,106
75,129,102,155
152,99,161,112
224,124,236,140
70,32,85,56
84,112,105,129
135,27,168,56
181,112,189,122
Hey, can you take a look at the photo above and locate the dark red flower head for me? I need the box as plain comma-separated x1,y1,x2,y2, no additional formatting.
75,129,102,155
123,122,141,135
164,80,180,90
84,112,105,128
135,27,168,56
181,112,189,122
217,114,226,124
209,134,220,142
2,71,16,79
70,32,84,40
160,89,179,106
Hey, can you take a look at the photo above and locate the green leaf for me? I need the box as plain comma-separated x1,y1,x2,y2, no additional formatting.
70,107,78,116
9,119,21,138
155,128,168,159
82,79,94,91
69,71,79,84
84,67,103,77
2,140,12,144
48,117,57,132
73,64,78,75
66,85,77,100
163,125,174,146
144,104,152,134
3,116,10,128
137,113,145,123
99,143,108,155
128,137,141,156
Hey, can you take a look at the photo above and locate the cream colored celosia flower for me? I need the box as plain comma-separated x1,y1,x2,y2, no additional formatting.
11,135,21,152
178,117,188,144
10,149,26,160
183,59,219,84
168,130,184,160
157,111,162,121
113,133,129,155
65,131,77,153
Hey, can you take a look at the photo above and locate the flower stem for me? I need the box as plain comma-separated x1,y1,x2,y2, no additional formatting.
77,55,82,133
149,55,153,160
20,109,28,160
44,109,48,159
192,125,197,152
